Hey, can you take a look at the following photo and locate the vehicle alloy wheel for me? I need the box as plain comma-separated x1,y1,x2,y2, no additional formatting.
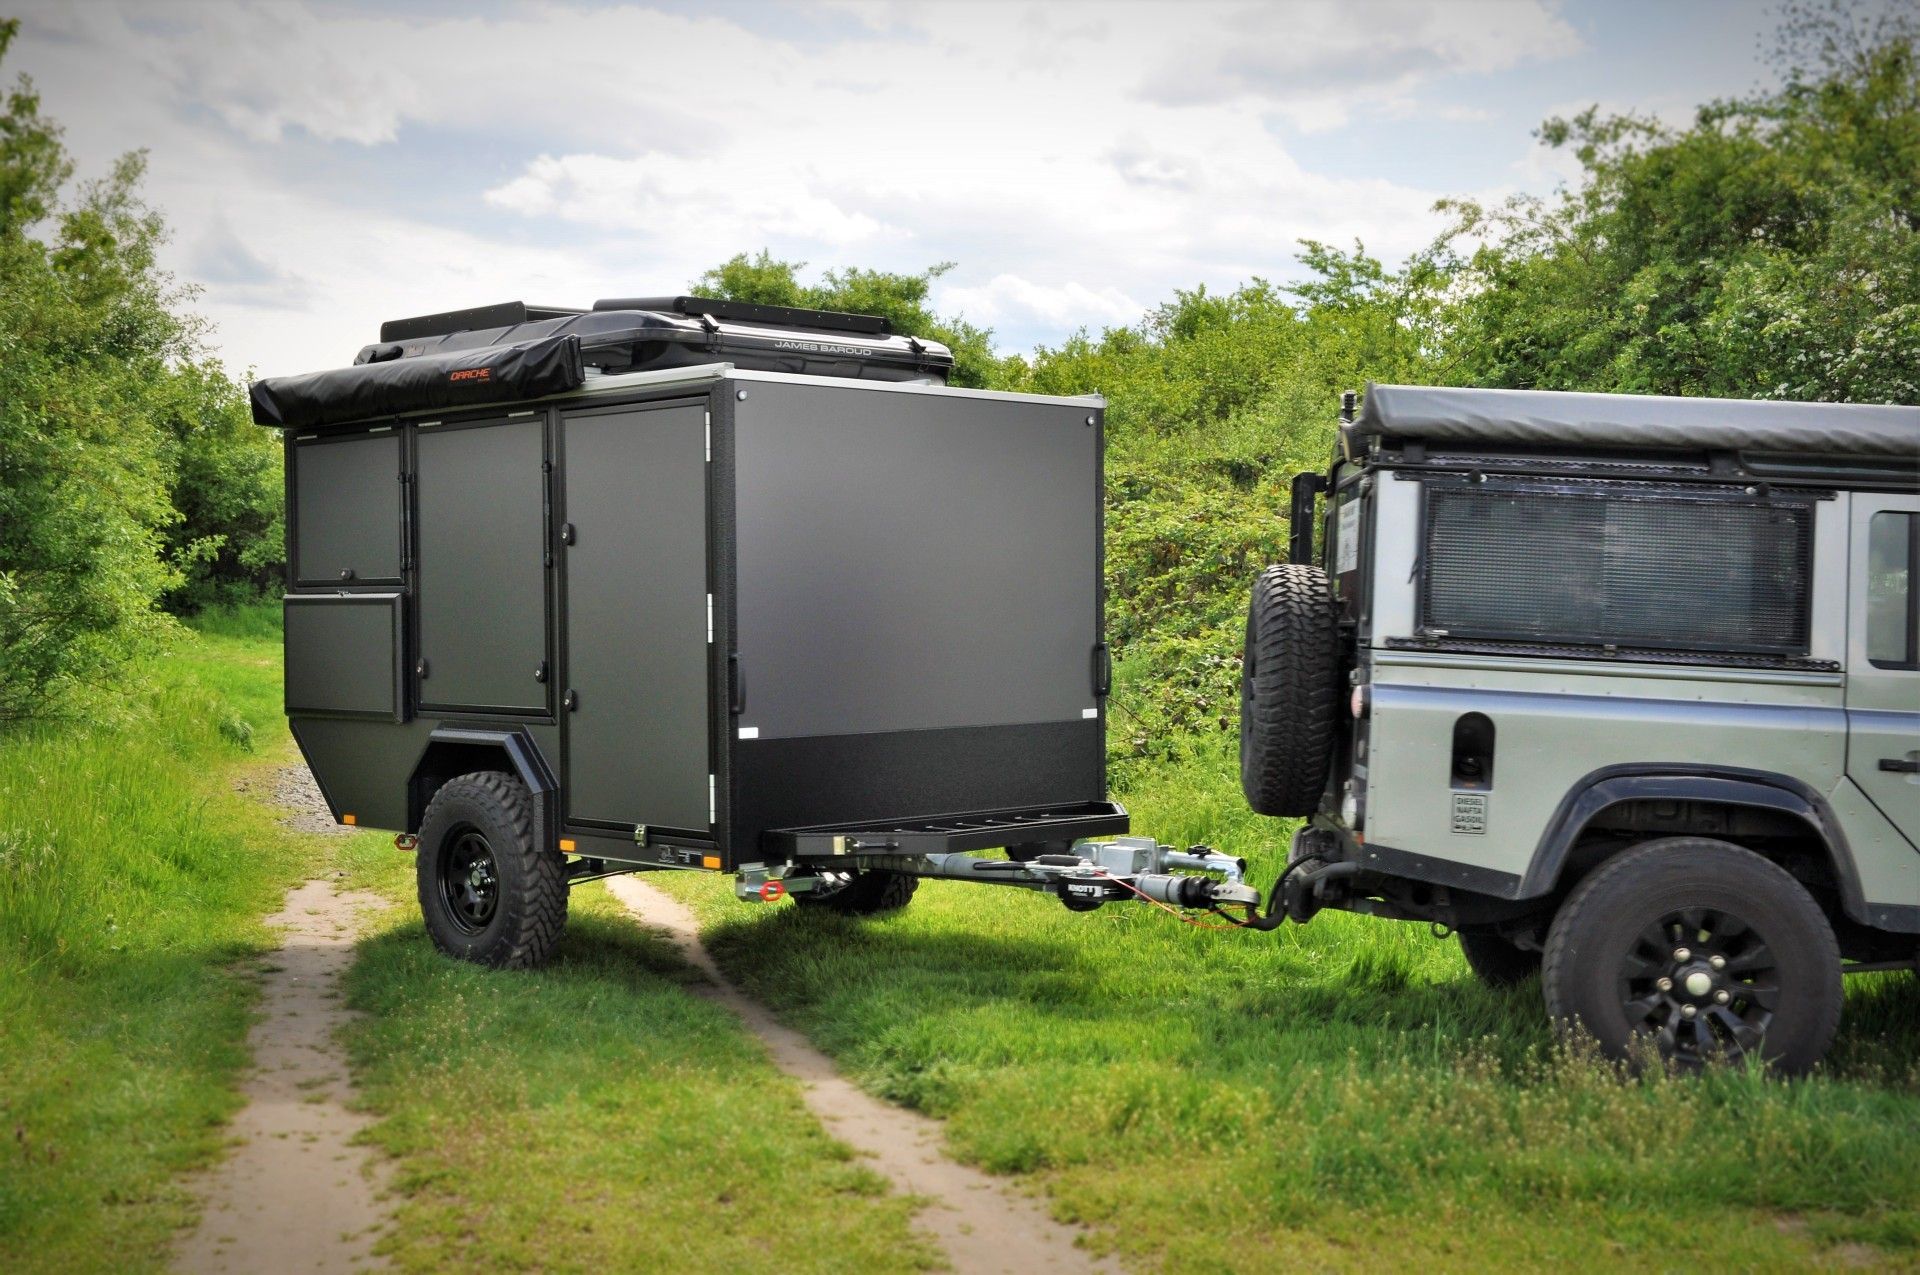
1620,906,1777,1065
1543,837,1842,1074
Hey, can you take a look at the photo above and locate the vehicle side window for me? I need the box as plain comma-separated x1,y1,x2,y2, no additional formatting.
1866,511,1918,670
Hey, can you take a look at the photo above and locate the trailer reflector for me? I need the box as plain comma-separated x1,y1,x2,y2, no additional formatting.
559,838,577,853
702,854,722,870
341,813,357,826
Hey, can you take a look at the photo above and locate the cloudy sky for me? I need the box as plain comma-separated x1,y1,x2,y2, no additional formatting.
11,0,1801,377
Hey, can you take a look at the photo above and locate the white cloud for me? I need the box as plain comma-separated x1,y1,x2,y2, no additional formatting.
484,153,901,248
1133,0,1583,127
939,275,1146,330
6,0,1594,371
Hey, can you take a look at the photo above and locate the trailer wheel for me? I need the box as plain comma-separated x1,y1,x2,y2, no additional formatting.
1458,931,1540,988
794,870,919,916
1239,564,1340,817
416,771,568,969
1542,838,1842,1074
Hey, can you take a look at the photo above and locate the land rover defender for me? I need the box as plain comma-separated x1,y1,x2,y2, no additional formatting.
1244,383,1920,1072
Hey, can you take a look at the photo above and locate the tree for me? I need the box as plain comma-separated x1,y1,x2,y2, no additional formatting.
1437,2,1919,402
0,21,280,718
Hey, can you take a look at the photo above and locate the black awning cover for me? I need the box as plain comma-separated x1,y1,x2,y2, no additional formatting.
251,334,584,429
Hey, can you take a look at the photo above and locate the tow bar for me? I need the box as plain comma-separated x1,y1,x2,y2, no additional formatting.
736,836,1333,929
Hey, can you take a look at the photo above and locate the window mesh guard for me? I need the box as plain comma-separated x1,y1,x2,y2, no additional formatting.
1420,483,1813,656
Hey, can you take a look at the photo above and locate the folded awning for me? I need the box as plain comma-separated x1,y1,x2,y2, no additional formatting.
251,334,584,429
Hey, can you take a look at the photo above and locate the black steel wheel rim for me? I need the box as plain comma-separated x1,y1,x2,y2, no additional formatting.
439,826,500,935
1618,905,1778,1065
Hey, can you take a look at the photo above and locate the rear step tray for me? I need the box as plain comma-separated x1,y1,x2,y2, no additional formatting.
771,801,1129,857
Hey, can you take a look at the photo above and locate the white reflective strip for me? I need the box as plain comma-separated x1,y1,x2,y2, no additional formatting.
737,726,760,739
508,409,535,417
708,774,717,824
705,410,711,461
1082,707,1100,719
706,594,713,643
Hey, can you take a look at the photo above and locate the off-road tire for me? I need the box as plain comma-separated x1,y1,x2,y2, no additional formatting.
1458,931,1540,988
1239,563,1340,816
794,870,919,916
1542,838,1842,1075
416,771,567,969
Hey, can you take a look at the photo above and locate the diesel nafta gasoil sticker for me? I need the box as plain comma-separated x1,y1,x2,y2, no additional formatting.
1336,498,1361,574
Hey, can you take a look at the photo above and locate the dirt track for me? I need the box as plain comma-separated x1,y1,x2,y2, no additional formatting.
173,879,391,1273
608,875,1117,1275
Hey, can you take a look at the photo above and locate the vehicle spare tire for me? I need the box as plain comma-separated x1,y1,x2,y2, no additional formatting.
1239,563,1340,817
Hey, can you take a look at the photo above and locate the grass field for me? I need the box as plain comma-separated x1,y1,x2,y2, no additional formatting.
0,615,937,1273
647,735,1920,1270
336,846,941,1273
3,617,1916,1271
0,610,313,1272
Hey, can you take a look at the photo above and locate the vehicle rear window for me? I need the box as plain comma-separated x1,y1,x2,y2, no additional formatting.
1418,478,1814,658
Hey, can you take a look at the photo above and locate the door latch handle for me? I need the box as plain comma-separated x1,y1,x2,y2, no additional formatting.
563,689,578,712
415,658,429,680
534,661,549,684
1878,757,1920,773
560,522,576,546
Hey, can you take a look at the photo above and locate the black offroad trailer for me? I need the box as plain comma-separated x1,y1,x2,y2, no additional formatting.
255,296,1262,964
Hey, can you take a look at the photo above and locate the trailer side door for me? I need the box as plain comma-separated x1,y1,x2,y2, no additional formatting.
559,400,711,834
413,416,549,715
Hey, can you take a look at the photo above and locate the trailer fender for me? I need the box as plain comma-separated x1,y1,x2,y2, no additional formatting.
407,727,557,839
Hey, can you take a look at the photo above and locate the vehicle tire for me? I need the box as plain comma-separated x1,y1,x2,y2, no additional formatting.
1458,930,1540,988
793,869,919,916
1542,838,1842,1074
1239,563,1340,817
416,771,568,969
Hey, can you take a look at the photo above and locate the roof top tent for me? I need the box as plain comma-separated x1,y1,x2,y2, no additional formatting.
259,296,1188,952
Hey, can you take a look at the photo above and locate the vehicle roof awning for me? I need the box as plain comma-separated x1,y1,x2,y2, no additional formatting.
1353,383,1920,458
251,334,584,429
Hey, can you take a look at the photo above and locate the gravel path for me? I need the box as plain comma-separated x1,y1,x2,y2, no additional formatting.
174,879,392,1273
232,764,353,836
608,875,1117,1275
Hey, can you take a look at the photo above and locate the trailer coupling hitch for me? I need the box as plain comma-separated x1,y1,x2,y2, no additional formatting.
737,837,1265,917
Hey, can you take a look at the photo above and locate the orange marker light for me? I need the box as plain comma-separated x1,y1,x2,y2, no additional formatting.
341,813,357,826
701,855,722,870
559,839,577,853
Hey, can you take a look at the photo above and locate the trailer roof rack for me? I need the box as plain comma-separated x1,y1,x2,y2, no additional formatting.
591,295,893,335
380,301,585,343
768,801,1129,857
